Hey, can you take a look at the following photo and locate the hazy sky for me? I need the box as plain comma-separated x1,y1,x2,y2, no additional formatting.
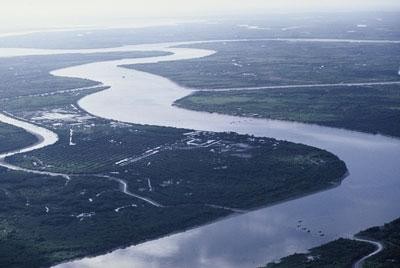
1,0,400,31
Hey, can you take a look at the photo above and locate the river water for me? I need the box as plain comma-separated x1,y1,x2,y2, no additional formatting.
0,40,399,268
0,113,58,159
0,113,73,182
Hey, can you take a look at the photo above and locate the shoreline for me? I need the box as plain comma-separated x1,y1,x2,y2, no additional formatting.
1,39,399,267
352,236,384,268
0,82,350,268
52,170,349,268
0,112,70,183
51,41,400,267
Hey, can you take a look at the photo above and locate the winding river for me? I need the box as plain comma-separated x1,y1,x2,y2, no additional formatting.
0,39,399,267
0,113,72,183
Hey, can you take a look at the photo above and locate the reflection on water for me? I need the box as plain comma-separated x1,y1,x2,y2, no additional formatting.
0,41,397,267
51,43,400,268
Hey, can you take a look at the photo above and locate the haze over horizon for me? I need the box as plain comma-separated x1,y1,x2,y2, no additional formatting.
1,0,400,32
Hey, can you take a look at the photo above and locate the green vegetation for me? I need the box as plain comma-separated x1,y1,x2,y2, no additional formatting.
0,94,347,267
176,84,400,137
263,238,375,268
0,122,37,153
0,51,169,99
127,40,400,137
8,117,185,174
131,41,400,88
0,51,348,267
4,82,347,211
359,218,400,267
0,167,228,268
264,217,400,268
0,19,398,267
8,117,346,209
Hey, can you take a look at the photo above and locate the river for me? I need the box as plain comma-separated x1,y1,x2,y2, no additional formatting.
0,39,399,268
0,113,72,182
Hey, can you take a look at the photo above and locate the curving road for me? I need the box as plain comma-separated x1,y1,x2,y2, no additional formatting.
95,175,164,207
353,237,384,268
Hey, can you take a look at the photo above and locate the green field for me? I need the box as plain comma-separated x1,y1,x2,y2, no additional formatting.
131,41,400,89
175,84,400,137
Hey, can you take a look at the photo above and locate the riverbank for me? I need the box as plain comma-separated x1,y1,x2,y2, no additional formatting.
127,40,400,138
174,83,400,138
50,40,400,267
0,38,399,267
264,217,400,268
0,44,348,267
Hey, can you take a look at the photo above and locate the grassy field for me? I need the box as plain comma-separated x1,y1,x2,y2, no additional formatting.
127,40,400,137
264,217,400,268
131,41,400,89
176,84,400,137
0,52,348,267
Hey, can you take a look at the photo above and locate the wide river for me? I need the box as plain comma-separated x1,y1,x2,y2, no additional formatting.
1,39,400,268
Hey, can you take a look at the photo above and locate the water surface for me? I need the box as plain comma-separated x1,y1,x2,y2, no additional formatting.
51,42,400,268
0,40,399,267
